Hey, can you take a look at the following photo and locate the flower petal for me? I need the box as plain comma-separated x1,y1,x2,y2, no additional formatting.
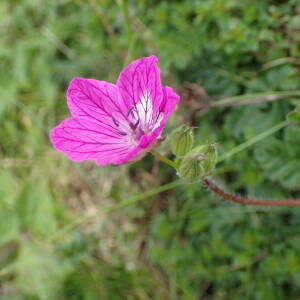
160,86,180,119
50,117,135,165
50,57,181,167
117,56,163,127
67,78,131,133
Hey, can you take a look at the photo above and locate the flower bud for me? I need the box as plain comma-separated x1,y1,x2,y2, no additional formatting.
192,144,218,175
177,143,218,181
178,155,205,181
170,125,194,157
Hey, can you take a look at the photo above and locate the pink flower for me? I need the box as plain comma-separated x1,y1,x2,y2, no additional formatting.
50,56,180,165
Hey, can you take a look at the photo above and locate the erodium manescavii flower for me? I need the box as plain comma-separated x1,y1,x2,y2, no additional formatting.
50,56,180,165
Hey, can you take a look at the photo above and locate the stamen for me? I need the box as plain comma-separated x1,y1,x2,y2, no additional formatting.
130,119,140,130
112,116,119,127
116,130,127,136
126,107,134,117
133,119,140,129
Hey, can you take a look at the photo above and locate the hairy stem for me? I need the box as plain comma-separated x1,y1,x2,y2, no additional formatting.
202,177,300,206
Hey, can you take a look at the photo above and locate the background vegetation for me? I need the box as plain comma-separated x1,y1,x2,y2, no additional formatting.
1,0,300,299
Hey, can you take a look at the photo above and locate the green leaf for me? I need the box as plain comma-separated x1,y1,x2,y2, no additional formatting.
255,126,300,189
287,103,300,124
17,242,68,300
224,103,283,139
16,179,56,237
0,201,18,247
0,170,19,246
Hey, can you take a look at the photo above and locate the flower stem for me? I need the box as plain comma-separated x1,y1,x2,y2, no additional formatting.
149,149,177,168
218,120,290,163
202,177,300,206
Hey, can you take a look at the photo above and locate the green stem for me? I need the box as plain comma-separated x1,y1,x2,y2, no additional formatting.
218,120,290,163
213,90,300,107
121,0,134,62
149,149,177,168
121,0,133,40
48,179,183,242
262,57,300,70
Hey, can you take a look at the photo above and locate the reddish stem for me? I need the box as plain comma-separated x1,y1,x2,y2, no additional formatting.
202,177,300,206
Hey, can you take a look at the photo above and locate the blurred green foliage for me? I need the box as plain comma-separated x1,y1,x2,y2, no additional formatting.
1,0,300,299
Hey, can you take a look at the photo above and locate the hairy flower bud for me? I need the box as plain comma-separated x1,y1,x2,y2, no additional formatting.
178,143,218,181
193,144,218,175
178,155,205,181
170,125,194,157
